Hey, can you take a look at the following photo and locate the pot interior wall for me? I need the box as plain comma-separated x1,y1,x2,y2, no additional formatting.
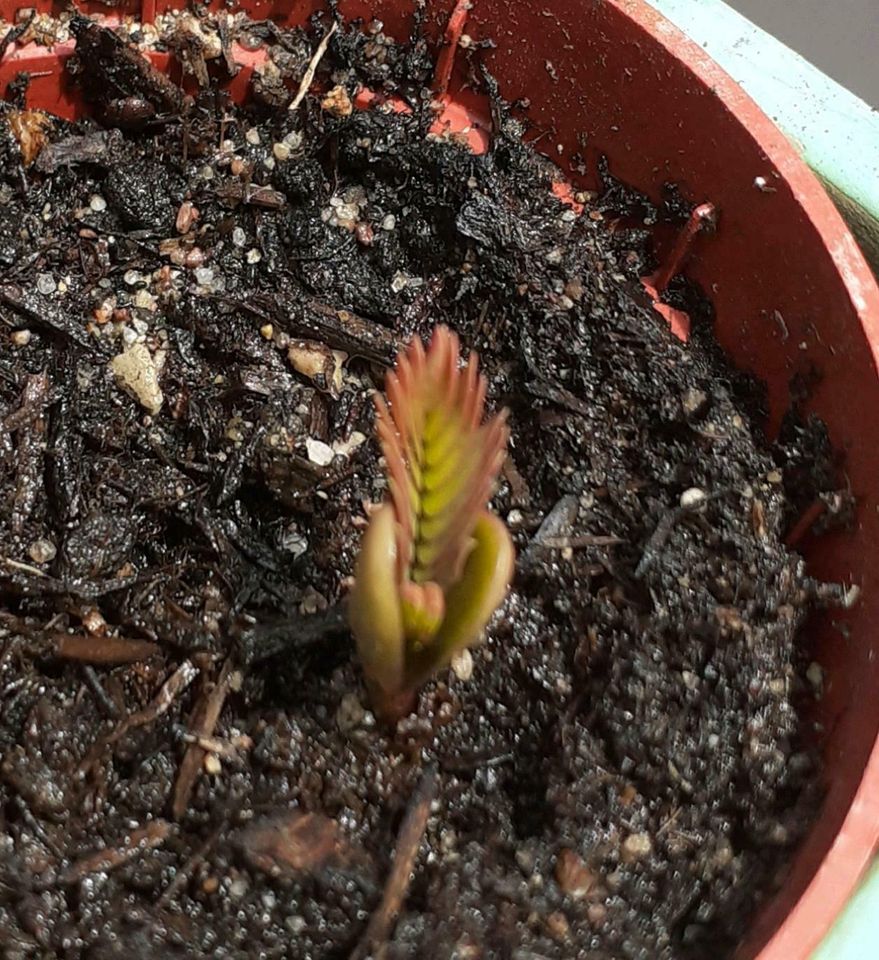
2,1,878,956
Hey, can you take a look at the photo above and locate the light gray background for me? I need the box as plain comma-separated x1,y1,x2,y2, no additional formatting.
728,0,878,108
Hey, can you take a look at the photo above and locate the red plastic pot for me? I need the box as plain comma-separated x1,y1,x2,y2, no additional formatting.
2,1,878,957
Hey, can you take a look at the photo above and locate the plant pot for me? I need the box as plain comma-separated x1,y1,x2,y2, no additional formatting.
2,2,877,958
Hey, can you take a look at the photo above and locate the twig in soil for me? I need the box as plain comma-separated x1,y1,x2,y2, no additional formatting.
234,602,349,666
0,283,99,350
1,555,47,578
785,499,827,548
13,794,63,860
54,633,160,664
240,293,403,365
540,534,626,549
635,490,732,579
173,728,250,759
157,821,226,907
634,507,685,579
214,180,286,209
0,10,35,63
524,495,578,560
172,658,239,820
34,130,121,173
289,22,338,113
80,665,121,720
77,660,199,781
525,378,591,417
351,766,438,960
59,820,173,885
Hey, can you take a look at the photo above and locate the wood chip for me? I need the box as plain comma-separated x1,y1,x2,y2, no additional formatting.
289,22,338,113
172,658,236,820
238,811,341,877
53,633,159,664
59,820,172,884
351,766,437,960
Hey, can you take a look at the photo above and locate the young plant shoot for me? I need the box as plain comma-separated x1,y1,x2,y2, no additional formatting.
350,326,514,721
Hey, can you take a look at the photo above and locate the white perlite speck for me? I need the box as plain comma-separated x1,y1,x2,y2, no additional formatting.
305,438,334,467
451,648,474,682
36,273,56,295
680,487,707,509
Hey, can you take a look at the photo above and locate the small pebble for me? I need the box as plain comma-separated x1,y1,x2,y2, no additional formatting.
621,832,653,863
336,692,365,733
451,648,473,682
321,85,353,118
245,127,261,145
36,273,56,295
682,387,707,415
203,753,222,776
27,539,56,564
81,608,106,635
232,226,247,248
246,248,262,265
807,661,824,697
280,526,308,558
381,214,396,231
272,141,290,162
109,343,164,415
332,430,366,459
194,266,214,286
391,271,409,293
134,289,156,311
587,903,607,926
123,269,142,287
89,194,107,212
259,323,274,340
176,201,199,234
680,487,707,509
555,849,596,899
228,878,248,899
305,438,334,467
564,277,584,301
546,911,570,942
181,247,206,269
11,329,31,347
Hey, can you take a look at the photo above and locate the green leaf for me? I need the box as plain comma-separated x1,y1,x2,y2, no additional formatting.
405,509,514,690
375,327,509,588
348,503,405,695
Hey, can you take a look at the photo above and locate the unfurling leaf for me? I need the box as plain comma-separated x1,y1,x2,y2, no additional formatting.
349,326,514,721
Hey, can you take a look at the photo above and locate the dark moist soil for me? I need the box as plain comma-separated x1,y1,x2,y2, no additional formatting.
0,11,852,960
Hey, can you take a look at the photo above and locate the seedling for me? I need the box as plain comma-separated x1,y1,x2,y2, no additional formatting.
349,326,514,721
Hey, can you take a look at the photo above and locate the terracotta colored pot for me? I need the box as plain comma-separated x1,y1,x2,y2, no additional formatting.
2,1,877,957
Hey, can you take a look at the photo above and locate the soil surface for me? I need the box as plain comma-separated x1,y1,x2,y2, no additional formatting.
0,11,851,960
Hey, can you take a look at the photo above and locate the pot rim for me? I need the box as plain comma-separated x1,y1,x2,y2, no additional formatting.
610,1,879,957
2,1,878,955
